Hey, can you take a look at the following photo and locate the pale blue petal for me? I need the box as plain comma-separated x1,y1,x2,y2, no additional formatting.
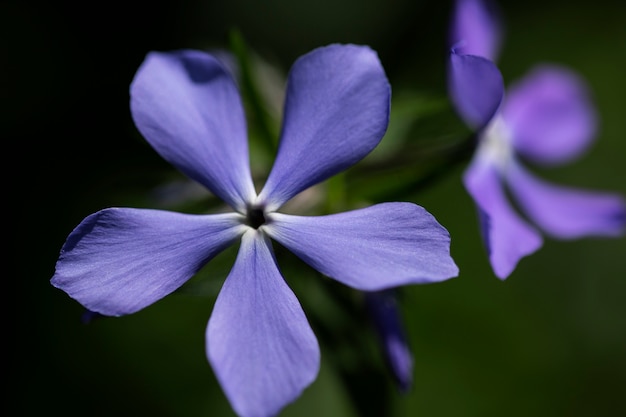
207,230,320,417
463,157,542,279
507,161,626,239
258,44,390,210
448,50,504,131
449,0,503,60
502,65,597,165
51,208,245,316
130,50,256,211
265,203,459,289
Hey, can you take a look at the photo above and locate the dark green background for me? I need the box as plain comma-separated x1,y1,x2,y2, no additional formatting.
7,0,625,416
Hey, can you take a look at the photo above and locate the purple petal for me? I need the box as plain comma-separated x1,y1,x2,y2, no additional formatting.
449,0,503,61
130,50,256,211
448,50,504,131
507,161,626,239
258,44,390,210
502,65,597,165
264,203,459,290
51,208,244,316
207,230,320,417
364,290,414,392
463,157,542,279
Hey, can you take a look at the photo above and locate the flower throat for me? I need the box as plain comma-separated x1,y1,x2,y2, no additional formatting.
246,204,266,229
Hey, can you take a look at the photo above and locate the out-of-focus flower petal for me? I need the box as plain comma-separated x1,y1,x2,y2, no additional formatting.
364,290,414,392
463,158,542,278
51,208,245,316
507,161,626,238
265,203,459,290
130,50,256,211
258,44,390,210
449,0,503,61
207,230,320,417
502,65,597,165
81,309,104,324
448,51,504,131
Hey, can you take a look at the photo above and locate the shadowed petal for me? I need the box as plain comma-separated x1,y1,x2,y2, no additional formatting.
51,208,245,316
463,158,542,279
449,0,503,60
258,44,390,210
448,51,504,131
265,203,459,290
365,290,414,392
502,65,597,165
207,230,320,417
507,161,626,239
130,50,256,211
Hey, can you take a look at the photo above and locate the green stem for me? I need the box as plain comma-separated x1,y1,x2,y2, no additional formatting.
348,133,478,202
325,172,347,213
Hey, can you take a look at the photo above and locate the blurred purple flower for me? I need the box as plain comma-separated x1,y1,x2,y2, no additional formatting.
51,44,459,417
448,0,626,279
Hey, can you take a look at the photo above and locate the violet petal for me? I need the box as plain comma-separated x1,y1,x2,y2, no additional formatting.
448,51,504,131
258,44,390,210
502,65,597,165
365,290,414,392
207,230,320,417
507,161,626,239
463,157,542,278
449,0,503,61
130,50,256,211
51,208,245,316
265,203,459,289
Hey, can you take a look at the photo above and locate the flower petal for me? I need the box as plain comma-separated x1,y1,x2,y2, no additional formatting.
264,203,459,290
502,65,597,165
449,0,503,61
507,161,626,239
51,208,244,316
448,50,504,131
207,230,320,417
130,50,256,211
463,157,542,279
258,44,391,209
365,290,414,392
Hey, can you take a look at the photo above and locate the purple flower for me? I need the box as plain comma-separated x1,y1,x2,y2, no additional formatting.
51,44,459,417
448,0,626,279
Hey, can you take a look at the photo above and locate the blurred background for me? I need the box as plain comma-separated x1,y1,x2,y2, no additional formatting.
7,0,626,416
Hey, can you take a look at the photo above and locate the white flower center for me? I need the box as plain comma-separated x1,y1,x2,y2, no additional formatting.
476,115,514,172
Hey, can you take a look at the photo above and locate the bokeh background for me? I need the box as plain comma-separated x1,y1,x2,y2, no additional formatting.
7,0,626,416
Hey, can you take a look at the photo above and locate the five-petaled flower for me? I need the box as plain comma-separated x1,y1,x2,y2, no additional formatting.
447,0,626,279
51,44,459,417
